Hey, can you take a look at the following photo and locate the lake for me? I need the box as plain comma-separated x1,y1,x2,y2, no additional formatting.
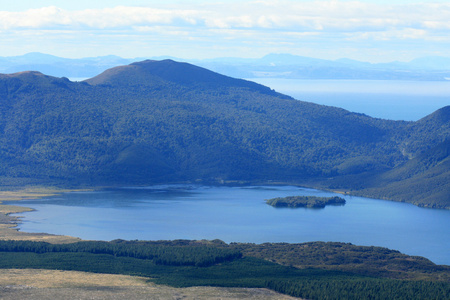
10,185,450,265
248,79,450,121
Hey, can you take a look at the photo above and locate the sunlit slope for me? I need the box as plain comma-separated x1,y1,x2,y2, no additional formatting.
0,60,448,207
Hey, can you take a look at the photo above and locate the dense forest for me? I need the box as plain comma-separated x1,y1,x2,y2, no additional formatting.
265,195,346,208
0,60,448,208
0,239,448,299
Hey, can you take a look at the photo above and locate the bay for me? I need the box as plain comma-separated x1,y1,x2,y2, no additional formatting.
248,79,450,121
10,185,450,265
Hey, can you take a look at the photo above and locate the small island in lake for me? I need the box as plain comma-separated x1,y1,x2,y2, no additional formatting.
265,196,346,209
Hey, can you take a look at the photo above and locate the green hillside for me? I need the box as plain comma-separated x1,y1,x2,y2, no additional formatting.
358,139,450,208
0,60,448,208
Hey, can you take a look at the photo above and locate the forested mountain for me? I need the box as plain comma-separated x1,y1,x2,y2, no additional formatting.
358,138,450,208
0,60,448,208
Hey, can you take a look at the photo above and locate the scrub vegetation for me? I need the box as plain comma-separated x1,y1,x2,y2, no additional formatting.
0,239,448,300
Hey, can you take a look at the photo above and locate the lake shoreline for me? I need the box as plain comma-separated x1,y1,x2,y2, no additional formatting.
0,180,445,244
0,187,85,243
0,186,304,299
1,182,449,267
0,182,373,243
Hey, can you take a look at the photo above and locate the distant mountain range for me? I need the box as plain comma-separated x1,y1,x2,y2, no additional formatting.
0,59,448,208
1,52,450,81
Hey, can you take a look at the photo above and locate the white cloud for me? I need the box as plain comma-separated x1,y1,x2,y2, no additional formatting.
1,1,450,61
0,6,205,30
0,1,449,33
346,28,428,42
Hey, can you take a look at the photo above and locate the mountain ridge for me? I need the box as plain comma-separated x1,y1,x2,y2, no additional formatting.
85,59,290,99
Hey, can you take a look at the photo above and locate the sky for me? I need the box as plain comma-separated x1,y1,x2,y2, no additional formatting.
0,0,449,63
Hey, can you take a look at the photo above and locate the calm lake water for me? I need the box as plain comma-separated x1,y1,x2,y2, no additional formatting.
11,185,450,265
248,79,450,121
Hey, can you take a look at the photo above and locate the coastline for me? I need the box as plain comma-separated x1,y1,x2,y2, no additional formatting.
0,187,83,244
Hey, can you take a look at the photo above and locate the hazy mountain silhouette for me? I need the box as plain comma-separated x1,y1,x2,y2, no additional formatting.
2,52,450,80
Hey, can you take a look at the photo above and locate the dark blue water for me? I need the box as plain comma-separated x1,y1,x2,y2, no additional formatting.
249,79,450,121
11,185,450,265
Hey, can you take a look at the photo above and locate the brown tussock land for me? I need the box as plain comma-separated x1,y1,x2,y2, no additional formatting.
0,269,298,300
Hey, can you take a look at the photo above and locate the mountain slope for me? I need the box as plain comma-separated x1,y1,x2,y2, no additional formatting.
0,60,448,208
360,139,450,208
85,59,290,99
401,106,450,156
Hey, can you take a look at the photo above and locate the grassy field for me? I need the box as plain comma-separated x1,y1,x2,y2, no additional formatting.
0,269,296,300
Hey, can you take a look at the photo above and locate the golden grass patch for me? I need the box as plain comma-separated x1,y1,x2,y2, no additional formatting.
0,223,81,243
0,187,62,202
0,269,150,288
0,205,33,214
0,269,298,299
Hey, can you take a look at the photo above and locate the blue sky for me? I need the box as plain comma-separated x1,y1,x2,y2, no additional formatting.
1,0,449,62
